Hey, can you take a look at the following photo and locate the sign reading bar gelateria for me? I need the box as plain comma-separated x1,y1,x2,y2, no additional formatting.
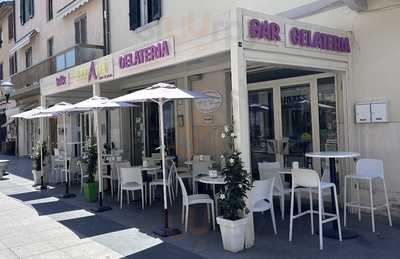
247,18,351,53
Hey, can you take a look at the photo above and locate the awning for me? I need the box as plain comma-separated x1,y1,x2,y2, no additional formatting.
5,107,20,118
1,118,15,128
57,0,92,18
9,29,39,54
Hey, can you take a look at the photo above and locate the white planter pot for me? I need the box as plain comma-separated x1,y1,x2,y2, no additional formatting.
216,216,248,253
32,170,42,185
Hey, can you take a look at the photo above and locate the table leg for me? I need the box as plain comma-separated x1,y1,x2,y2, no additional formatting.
213,185,218,216
323,158,358,240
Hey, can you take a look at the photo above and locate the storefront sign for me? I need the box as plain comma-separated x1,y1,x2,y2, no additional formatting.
114,37,175,78
288,26,351,53
54,55,114,88
248,19,281,42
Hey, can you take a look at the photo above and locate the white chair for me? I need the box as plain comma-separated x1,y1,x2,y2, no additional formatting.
116,161,132,201
192,160,212,194
177,175,215,232
120,167,146,210
344,159,392,232
149,161,176,206
175,166,192,195
289,168,342,250
193,154,211,161
250,178,277,234
78,161,89,193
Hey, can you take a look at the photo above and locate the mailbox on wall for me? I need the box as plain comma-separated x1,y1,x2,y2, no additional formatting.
355,101,389,124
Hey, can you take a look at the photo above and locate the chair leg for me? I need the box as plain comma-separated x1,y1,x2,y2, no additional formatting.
120,189,123,209
356,181,361,221
185,205,189,232
333,185,342,242
309,189,314,235
127,190,130,205
297,191,302,214
318,189,323,250
344,176,348,227
132,190,135,201
141,189,144,210
111,179,113,198
280,193,285,220
211,203,215,230
289,188,295,242
149,186,152,206
369,179,375,232
381,179,393,227
270,201,277,235
168,186,173,206
182,205,185,224
207,204,210,223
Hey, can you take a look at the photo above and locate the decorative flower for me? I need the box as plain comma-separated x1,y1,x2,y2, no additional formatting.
229,158,235,164
230,133,235,137
224,125,229,133
221,133,226,139
220,154,225,159
220,193,225,200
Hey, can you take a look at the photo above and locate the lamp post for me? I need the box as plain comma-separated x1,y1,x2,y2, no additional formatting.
0,81,14,103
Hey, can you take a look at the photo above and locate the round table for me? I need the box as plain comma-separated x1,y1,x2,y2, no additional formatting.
198,175,226,216
305,151,360,239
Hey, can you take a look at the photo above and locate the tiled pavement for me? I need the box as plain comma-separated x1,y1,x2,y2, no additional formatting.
0,155,400,259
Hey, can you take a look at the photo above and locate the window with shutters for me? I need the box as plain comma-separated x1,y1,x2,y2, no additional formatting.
20,0,35,25
75,15,87,44
8,13,14,40
9,53,17,76
0,64,3,81
129,0,161,31
47,0,53,21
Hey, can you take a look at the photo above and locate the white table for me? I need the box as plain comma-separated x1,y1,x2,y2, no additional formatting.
198,175,226,216
305,151,360,239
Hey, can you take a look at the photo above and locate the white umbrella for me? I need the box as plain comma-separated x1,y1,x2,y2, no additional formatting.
112,82,214,236
68,96,134,212
11,106,46,119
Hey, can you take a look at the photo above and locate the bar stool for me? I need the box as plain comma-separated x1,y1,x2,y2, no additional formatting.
289,168,342,250
344,159,392,232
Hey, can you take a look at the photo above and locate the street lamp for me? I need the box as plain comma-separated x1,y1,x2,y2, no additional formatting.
0,81,14,103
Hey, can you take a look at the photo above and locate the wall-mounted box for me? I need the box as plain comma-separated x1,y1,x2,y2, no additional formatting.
371,101,389,123
355,103,371,123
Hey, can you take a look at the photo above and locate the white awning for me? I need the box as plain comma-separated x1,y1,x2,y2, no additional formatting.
57,0,92,18
9,29,39,54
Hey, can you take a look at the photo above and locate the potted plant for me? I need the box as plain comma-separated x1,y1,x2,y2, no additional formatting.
217,125,253,253
31,142,47,185
81,137,98,202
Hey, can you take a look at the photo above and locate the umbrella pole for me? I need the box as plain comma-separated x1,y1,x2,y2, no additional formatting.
153,101,181,237
39,116,47,190
60,113,75,199
92,109,111,212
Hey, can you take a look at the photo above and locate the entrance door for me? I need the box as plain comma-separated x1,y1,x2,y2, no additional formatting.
249,74,338,176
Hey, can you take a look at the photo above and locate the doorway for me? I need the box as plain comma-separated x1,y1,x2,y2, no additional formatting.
248,73,338,176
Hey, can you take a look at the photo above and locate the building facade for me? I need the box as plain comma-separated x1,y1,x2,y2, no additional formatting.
7,0,106,155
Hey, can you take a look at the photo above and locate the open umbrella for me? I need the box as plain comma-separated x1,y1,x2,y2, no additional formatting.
68,96,134,212
39,102,80,198
112,82,214,237
12,107,56,190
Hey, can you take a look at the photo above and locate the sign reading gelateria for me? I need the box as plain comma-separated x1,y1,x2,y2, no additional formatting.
246,17,351,54
114,37,175,78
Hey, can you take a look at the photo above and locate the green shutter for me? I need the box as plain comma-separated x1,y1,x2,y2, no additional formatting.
129,0,141,30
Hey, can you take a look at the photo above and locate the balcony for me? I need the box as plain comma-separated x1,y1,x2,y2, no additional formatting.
11,44,104,93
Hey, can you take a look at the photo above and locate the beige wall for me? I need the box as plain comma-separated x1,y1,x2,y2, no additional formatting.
0,7,14,81
14,0,103,72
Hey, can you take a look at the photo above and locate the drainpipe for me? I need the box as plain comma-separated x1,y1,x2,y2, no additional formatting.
102,0,111,55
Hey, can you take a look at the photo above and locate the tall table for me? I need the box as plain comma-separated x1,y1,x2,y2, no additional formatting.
198,175,226,216
305,151,360,239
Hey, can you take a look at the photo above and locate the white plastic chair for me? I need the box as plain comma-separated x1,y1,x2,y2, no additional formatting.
250,178,277,234
77,161,88,193
120,167,146,210
149,161,175,206
115,161,132,201
344,159,392,232
177,175,215,232
289,168,342,250
192,160,212,194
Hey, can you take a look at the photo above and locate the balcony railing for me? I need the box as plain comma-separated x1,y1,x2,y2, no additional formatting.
11,44,104,91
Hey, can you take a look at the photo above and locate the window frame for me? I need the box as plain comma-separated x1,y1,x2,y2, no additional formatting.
47,0,53,21
47,37,54,57
74,14,87,44
8,13,14,40
20,0,35,25
0,63,3,81
129,0,161,31
9,53,17,76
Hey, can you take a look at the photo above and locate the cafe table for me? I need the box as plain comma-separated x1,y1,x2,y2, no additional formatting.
198,175,226,215
305,151,360,239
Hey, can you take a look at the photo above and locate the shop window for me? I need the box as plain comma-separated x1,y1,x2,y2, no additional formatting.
20,0,35,25
9,53,17,75
74,15,87,44
8,13,14,40
129,0,161,31
47,0,53,21
47,37,54,57
25,47,32,68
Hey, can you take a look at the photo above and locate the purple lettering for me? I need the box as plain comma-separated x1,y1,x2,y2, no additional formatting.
161,41,169,57
290,27,300,45
270,22,281,41
249,19,261,38
88,62,97,82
